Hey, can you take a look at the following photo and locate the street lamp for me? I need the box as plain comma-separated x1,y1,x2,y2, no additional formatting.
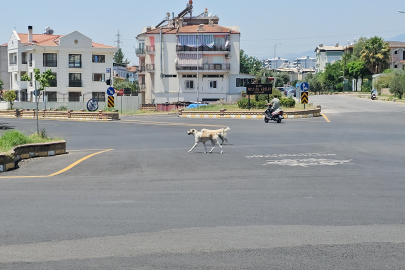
273,41,284,71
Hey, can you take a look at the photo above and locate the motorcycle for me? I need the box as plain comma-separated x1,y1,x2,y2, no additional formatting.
371,92,377,100
264,107,284,123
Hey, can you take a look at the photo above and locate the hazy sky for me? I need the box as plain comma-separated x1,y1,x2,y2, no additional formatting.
2,0,405,65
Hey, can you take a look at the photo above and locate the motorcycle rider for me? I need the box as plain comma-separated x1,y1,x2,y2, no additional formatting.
266,97,280,117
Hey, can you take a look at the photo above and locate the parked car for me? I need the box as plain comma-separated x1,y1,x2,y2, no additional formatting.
284,87,296,97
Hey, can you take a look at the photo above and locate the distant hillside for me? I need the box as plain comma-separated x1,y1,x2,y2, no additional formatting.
386,34,405,42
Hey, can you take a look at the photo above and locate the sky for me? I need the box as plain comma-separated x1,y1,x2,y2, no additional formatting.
2,0,405,65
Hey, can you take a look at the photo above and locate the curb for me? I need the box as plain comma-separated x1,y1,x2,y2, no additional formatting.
179,113,320,119
0,141,66,173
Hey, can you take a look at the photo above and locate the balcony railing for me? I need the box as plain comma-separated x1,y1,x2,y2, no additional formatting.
139,84,146,90
9,61,17,65
176,45,230,52
69,80,82,87
146,64,155,72
146,46,155,53
69,62,81,68
44,60,58,67
136,48,146,56
176,63,230,71
140,64,146,72
22,60,27,64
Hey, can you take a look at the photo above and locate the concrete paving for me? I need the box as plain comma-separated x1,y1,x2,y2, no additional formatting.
0,95,404,269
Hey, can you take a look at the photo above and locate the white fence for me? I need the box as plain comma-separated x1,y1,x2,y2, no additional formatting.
7,94,143,112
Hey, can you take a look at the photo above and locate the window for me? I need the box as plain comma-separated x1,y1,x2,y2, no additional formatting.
29,53,32,67
185,80,194,89
46,91,57,102
182,74,197,78
68,92,81,102
92,92,105,102
209,81,217,89
395,51,398,54
49,73,57,87
163,75,177,77
9,53,17,65
203,75,224,78
93,73,105,82
394,64,398,68
69,54,82,68
92,55,105,63
43,53,57,67
69,73,82,87
236,78,253,87
21,52,27,64
403,51,405,61
29,72,33,87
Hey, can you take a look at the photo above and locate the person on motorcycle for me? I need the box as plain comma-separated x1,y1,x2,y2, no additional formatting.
266,97,280,117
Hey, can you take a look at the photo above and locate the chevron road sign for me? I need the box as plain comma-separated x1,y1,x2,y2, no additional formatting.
108,96,115,108
301,92,308,104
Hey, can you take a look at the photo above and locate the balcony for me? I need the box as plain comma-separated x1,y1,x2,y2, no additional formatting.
22,60,27,65
139,84,146,90
139,64,146,72
146,64,155,72
136,48,146,56
44,60,58,67
9,61,17,66
176,45,230,52
176,63,230,71
69,80,82,87
146,46,155,54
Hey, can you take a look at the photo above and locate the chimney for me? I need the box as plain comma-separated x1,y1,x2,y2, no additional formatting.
198,24,205,31
28,26,33,43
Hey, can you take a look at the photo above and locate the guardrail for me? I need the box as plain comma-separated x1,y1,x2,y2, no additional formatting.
0,109,119,120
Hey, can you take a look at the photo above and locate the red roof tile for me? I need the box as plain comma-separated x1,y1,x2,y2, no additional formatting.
16,33,115,48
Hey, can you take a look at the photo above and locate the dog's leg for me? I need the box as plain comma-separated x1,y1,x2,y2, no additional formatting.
209,139,216,153
203,142,208,153
224,137,228,145
212,138,223,154
188,143,198,153
217,140,223,154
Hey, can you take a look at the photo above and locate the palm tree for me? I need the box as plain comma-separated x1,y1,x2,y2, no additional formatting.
361,37,390,74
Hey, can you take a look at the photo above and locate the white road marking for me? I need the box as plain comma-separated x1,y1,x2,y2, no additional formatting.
264,158,352,167
246,153,336,159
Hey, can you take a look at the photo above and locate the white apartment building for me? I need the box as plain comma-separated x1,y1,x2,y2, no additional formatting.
7,26,116,102
262,57,289,70
0,44,10,90
387,41,405,70
136,4,246,104
113,64,138,83
293,56,316,70
315,44,345,73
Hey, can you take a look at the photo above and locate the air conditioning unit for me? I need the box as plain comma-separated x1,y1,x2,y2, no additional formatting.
225,54,229,59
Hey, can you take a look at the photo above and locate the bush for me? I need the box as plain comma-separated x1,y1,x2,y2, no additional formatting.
237,98,266,109
0,130,33,150
280,97,295,108
57,105,68,111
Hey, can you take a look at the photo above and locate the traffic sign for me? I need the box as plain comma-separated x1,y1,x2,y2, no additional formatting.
106,68,111,73
301,92,308,104
108,96,115,108
87,99,99,112
301,82,309,92
107,87,115,96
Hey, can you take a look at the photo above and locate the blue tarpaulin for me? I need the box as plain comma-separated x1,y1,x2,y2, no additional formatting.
187,104,208,109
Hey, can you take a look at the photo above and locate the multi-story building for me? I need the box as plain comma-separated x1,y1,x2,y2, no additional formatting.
0,43,10,90
7,26,116,102
387,41,405,70
113,64,139,83
293,56,316,70
262,57,289,70
135,3,246,104
315,44,345,73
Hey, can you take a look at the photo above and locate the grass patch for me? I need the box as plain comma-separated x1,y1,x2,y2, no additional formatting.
184,103,316,112
0,130,61,153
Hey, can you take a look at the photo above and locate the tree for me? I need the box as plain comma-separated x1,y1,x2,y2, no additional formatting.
21,69,55,134
306,73,324,93
323,61,344,91
350,37,368,61
389,70,405,99
240,49,262,75
114,48,130,65
113,77,138,94
0,78,4,91
346,61,372,91
361,36,390,74
3,90,16,109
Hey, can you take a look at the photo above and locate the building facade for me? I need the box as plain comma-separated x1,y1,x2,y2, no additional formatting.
387,41,405,70
7,26,116,102
262,57,289,70
0,44,10,90
136,4,243,104
293,56,316,70
315,44,345,73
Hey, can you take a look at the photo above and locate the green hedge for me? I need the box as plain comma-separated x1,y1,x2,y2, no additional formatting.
237,96,295,109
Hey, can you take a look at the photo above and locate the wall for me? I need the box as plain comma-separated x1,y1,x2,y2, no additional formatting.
0,45,10,90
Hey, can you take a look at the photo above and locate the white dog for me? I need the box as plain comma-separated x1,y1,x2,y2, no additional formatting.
201,127,230,145
187,129,223,154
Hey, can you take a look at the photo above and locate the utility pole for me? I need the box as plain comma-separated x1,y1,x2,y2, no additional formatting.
115,31,123,48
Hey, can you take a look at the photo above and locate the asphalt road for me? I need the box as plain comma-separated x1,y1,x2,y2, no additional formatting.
0,95,404,269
